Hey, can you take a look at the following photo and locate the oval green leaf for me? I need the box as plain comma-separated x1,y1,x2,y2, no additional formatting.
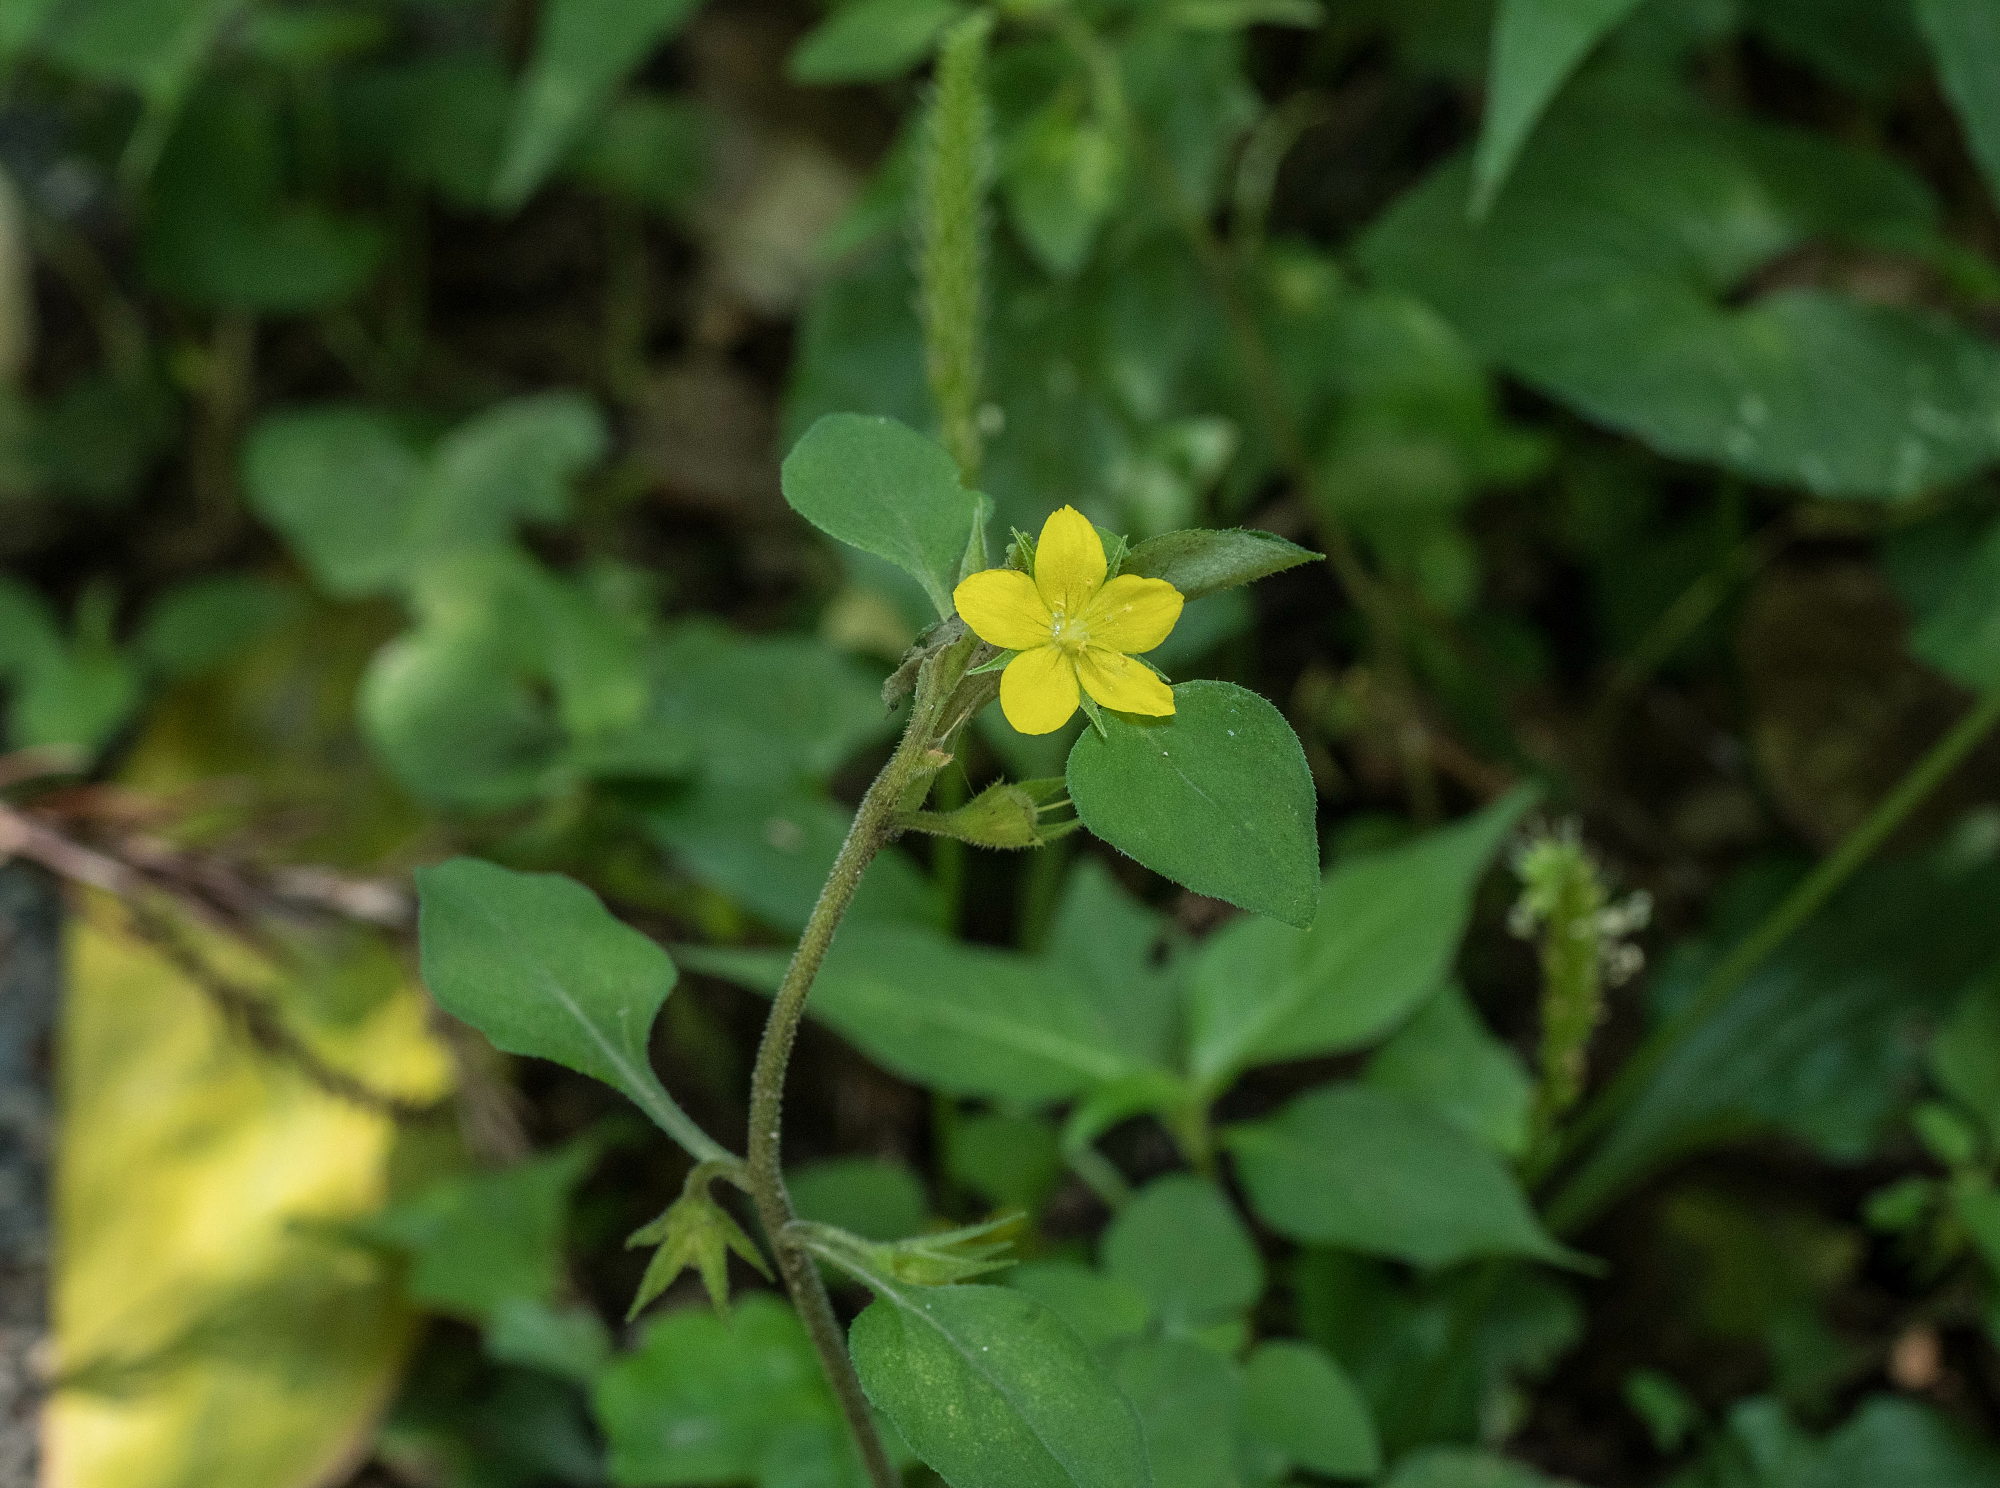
780,413,985,617
849,1282,1151,1488
1227,1083,1576,1269
1066,680,1318,928
415,857,720,1161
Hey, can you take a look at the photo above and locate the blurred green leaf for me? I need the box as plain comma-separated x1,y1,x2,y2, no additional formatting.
1184,787,1533,1089
848,1282,1150,1488
1917,0,2000,211
142,88,384,311
595,1293,873,1488
1007,1261,1152,1349
1240,1339,1382,1479
789,0,968,84
1381,1449,1576,1488
1229,1083,1574,1268
492,0,704,209
1101,1176,1262,1332
571,94,712,218
1364,83,2000,500
484,1298,612,1384
374,1139,600,1320
696,921,1156,1105
1003,93,1126,278
1365,985,1534,1158
1931,974,2000,1146
1471,0,1647,215
134,575,299,681
790,1157,931,1243
1068,680,1320,929
1107,1339,1243,1488
1563,853,2000,1222
243,408,428,597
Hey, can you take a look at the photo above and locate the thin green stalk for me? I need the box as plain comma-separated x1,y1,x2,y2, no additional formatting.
1546,687,2000,1232
744,644,972,1488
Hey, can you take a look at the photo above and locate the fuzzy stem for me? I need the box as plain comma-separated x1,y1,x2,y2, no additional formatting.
744,646,968,1488
918,13,993,487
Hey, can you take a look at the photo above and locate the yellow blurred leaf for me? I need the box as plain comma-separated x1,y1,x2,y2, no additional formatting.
45,896,453,1488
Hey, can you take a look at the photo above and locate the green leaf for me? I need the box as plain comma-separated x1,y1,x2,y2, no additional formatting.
1044,858,1178,1071
1241,1340,1382,1480
1108,1339,1244,1488
780,414,985,617
491,0,704,209
1228,1083,1573,1268
1470,0,1648,215
373,1138,600,1320
484,1297,612,1384
1101,1176,1262,1331
1003,96,1126,278
246,396,603,598
1562,853,2000,1223
1066,680,1319,929
414,858,718,1158
791,1157,931,1243
1381,1449,1576,1488
694,922,1154,1105
947,1113,1065,1214
1932,976,2000,1146
133,575,298,680
1117,528,1320,601
419,391,606,551
360,552,656,810
789,0,968,84
1007,1261,1152,1349
243,408,422,595
1907,518,2000,689
1184,788,1533,1089
848,1283,1151,1488
1365,985,1535,1158
595,1293,874,1488
141,87,384,312
1917,0,2000,211
1363,83,2000,500
649,780,940,933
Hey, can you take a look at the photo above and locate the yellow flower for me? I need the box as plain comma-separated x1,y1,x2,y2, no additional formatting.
953,506,1184,735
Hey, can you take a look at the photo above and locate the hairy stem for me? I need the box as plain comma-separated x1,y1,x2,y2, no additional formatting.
744,647,967,1488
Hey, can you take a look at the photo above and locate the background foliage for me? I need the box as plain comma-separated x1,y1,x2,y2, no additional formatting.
8,0,2000,1485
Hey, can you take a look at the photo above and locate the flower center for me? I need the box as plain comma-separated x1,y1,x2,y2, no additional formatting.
1048,609,1090,654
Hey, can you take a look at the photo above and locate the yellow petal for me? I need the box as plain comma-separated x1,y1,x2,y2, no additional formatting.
1082,574,1183,654
953,568,1053,650
999,645,1081,735
1076,646,1175,716
1033,505,1107,619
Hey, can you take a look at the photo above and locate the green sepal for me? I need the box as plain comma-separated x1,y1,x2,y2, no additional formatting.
959,494,995,582
1077,691,1109,738
1008,526,1037,572
966,649,1016,675
899,777,1078,849
793,1213,1024,1289
625,1161,771,1320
